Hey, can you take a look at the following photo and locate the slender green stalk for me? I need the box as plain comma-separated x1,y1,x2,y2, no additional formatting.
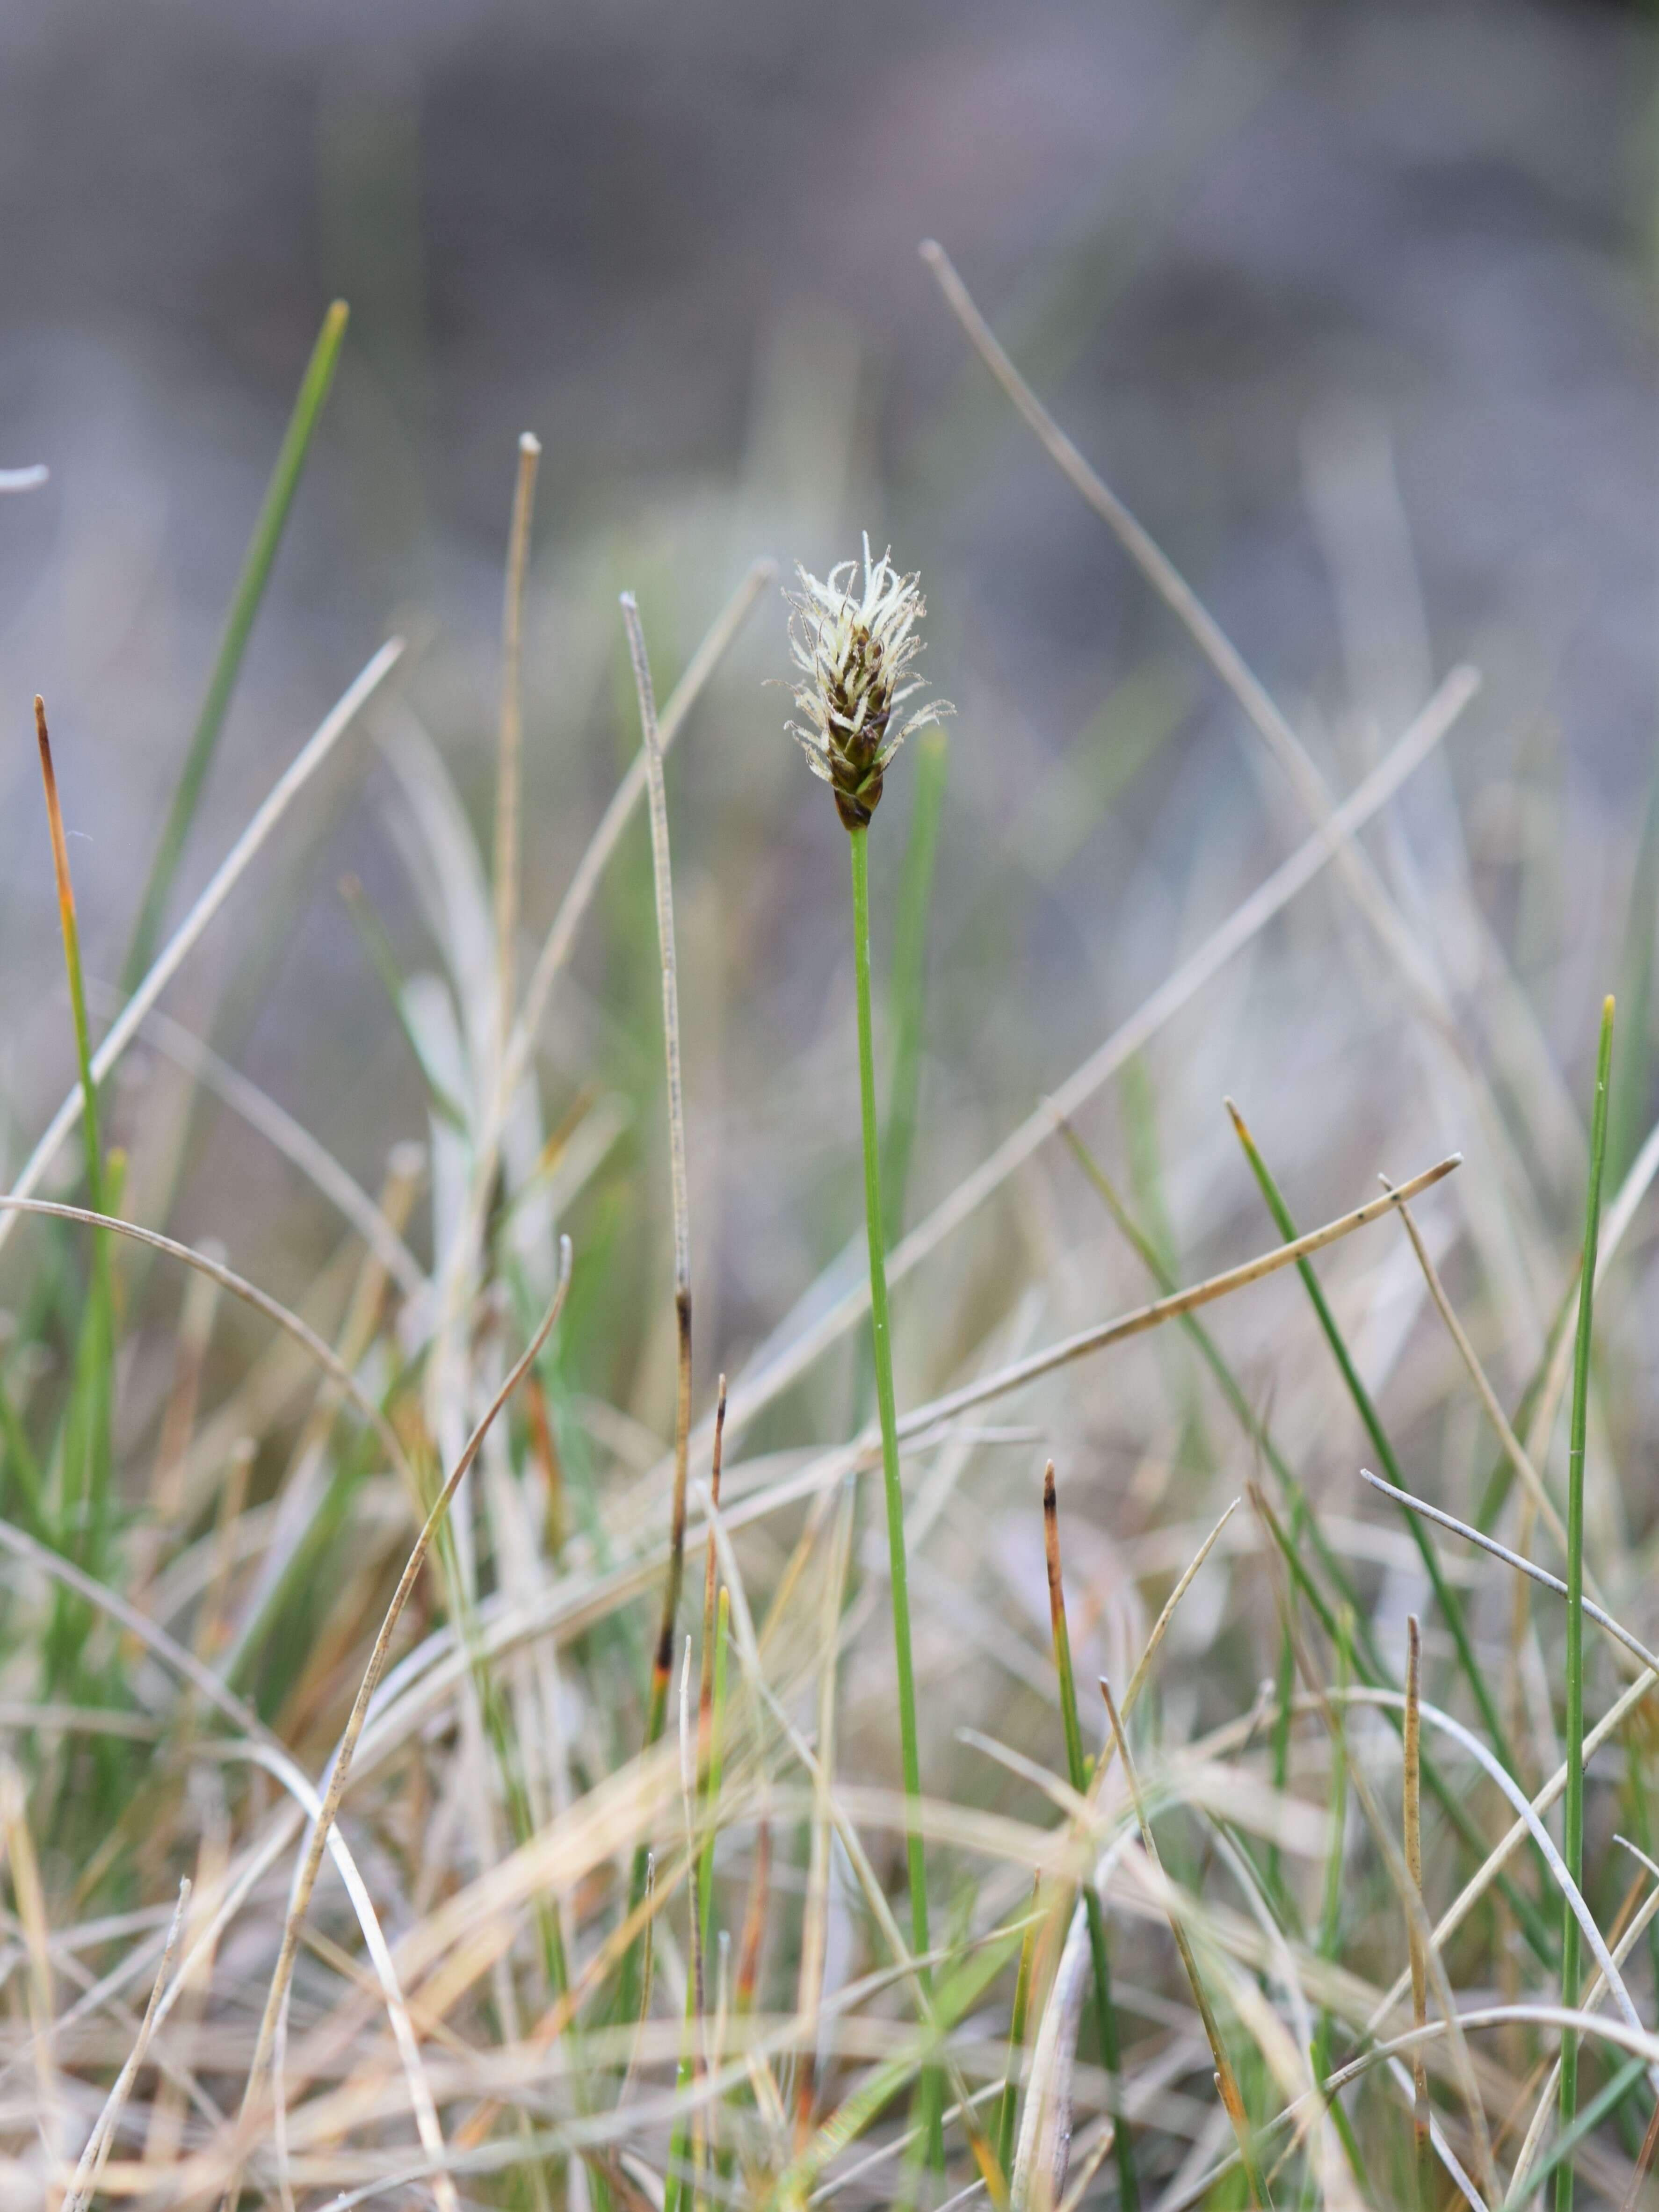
665,1586,731,2212
1043,1463,1140,2212
35,699,115,1616
1558,996,1614,2212
1101,1676,1270,2211
1061,1117,1554,1959
849,822,937,2178
1226,1099,1524,1787
996,1880,1039,2183
620,592,696,2029
123,301,349,990
1251,1480,1556,1966
36,702,102,1217
1523,2059,1646,2212
338,873,471,1132
1303,1611,1359,2209
1404,1615,1432,2212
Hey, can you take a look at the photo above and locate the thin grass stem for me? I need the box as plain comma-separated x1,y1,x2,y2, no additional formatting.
1,640,404,1257
1099,1674,1270,2211
848,823,931,1970
493,430,541,1056
1404,1615,1432,2212
996,1879,1039,2183
1226,1098,1524,1789
848,818,942,2186
123,301,349,990
35,696,116,1597
619,592,696,2021
1558,995,1615,2212
1043,1461,1140,2212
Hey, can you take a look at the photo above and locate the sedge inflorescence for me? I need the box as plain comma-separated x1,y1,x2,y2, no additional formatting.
784,535,952,830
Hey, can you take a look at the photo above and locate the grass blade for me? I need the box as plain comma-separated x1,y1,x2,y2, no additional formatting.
123,300,349,990
1225,1097,1524,1787
493,430,541,1053
34,698,116,1618
1558,995,1615,2212
997,1879,1039,2184
1043,1462,1140,2212
1100,1674,1271,2211
620,592,696,2023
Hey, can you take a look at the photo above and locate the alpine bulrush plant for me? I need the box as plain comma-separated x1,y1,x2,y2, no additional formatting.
783,538,952,2158
785,535,950,832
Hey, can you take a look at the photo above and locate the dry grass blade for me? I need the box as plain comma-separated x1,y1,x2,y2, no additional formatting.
1505,1840,1659,2201
507,558,772,1087
1344,1683,1650,2057
1250,1486,1501,2206
220,1236,572,2212
0,637,405,1252
493,430,541,1047
721,665,1477,1443
0,1522,455,2199
1367,1664,1659,2040
620,589,698,2039
1357,1470,1659,1678
1,1759,62,2185
795,1475,854,2146
63,1878,190,2212
1098,1676,1268,2211
900,1153,1458,1434
0,1194,416,1496
1123,1499,1239,1720
918,238,1484,1066
1382,1177,1570,1564
90,985,427,1297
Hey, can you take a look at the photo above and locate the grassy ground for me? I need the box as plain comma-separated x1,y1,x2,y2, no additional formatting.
3,243,1659,2212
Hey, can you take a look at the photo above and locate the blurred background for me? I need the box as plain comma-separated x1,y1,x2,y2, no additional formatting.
0,0,1653,1529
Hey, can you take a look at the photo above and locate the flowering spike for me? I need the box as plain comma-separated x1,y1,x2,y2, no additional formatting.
783,542,952,831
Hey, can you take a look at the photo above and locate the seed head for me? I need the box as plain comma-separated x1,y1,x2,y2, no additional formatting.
784,536,952,831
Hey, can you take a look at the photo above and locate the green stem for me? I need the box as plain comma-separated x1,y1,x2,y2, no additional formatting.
1045,1467,1140,2212
665,1588,731,2212
849,824,937,2170
997,1884,1038,2183
1557,996,1614,2212
36,700,113,1592
123,301,349,991
1062,1118,1555,1961
850,826,928,1954
1228,1102,1524,1787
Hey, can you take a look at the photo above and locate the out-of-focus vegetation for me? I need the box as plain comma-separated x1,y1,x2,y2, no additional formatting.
0,2,1657,2205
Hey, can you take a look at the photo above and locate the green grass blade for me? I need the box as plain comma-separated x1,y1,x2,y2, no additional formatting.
996,1882,1039,2182
1225,1099,1524,1786
34,701,116,1614
1043,1463,1141,2212
338,872,471,1133
849,822,939,2180
1251,1480,1557,1966
1557,995,1614,2212
122,300,349,991
850,826,929,1960
1524,2056,1645,2212
1060,1115,1555,1959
